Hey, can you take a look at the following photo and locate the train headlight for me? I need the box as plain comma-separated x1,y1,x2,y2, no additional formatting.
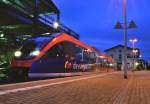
30,50,40,56
14,51,22,57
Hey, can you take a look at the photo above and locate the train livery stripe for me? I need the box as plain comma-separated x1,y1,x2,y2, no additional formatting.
34,33,92,61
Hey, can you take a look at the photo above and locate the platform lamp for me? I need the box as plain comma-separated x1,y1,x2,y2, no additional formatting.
53,21,60,29
114,0,137,79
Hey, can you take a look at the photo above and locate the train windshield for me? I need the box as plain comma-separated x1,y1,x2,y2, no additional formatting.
24,37,51,50
16,37,53,60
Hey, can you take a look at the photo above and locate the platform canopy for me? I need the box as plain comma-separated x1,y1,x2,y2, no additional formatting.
0,0,80,47
0,0,60,36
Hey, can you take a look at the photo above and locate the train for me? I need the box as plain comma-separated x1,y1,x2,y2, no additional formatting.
10,33,114,79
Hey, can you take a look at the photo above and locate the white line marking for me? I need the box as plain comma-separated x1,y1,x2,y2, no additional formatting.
0,72,95,88
0,72,116,95
28,72,83,78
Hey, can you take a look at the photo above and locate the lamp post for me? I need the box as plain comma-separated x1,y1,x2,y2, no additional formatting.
115,0,137,79
123,0,128,79
129,38,138,70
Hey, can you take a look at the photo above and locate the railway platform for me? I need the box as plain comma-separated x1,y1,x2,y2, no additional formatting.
0,71,150,104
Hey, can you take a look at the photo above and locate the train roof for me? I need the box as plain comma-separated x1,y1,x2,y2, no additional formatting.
26,33,101,56
30,33,103,61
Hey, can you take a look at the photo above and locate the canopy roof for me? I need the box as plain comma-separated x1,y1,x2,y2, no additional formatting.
0,0,59,36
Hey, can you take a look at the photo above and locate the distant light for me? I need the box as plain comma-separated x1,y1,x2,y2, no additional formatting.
30,15,34,18
134,39,138,42
99,55,105,59
133,49,138,53
87,49,91,52
109,63,113,66
2,0,6,1
0,34,4,38
45,33,50,35
129,38,138,43
2,0,7,2
41,32,51,35
31,50,40,56
53,21,59,29
135,62,139,66
139,55,142,58
23,38,27,40
14,51,22,57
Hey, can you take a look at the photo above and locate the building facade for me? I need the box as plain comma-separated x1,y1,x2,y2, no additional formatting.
105,45,140,70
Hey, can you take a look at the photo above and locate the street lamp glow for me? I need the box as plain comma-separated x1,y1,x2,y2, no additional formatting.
133,49,138,53
53,21,59,29
0,33,4,38
129,38,138,43
139,55,142,58
135,62,139,66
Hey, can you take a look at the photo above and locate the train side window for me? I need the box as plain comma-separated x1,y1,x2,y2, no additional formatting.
60,41,75,57
74,45,82,54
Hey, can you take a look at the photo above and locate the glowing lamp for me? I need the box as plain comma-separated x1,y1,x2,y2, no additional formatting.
31,50,40,56
14,51,22,57
53,21,59,29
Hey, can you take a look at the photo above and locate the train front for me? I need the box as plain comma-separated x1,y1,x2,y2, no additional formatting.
10,36,53,80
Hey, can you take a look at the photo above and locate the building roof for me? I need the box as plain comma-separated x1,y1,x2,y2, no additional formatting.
105,44,139,52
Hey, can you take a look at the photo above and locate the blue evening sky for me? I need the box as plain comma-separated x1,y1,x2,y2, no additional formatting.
53,0,150,62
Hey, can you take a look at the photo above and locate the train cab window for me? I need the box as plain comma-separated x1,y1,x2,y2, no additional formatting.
74,45,82,54
44,44,64,58
58,41,84,62
60,41,76,57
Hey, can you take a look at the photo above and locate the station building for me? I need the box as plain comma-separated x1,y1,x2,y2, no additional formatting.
105,45,140,70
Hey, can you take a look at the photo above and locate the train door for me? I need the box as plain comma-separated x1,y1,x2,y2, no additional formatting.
59,41,86,72
60,41,76,72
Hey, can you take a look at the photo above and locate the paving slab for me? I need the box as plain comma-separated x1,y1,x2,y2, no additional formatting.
0,71,150,104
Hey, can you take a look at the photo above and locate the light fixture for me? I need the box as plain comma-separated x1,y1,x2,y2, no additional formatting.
135,62,139,66
0,33,4,38
14,51,22,57
30,50,40,56
53,21,59,29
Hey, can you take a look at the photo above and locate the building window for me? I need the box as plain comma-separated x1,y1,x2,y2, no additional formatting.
119,50,122,53
119,54,122,60
110,54,113,58
127,54,131,58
